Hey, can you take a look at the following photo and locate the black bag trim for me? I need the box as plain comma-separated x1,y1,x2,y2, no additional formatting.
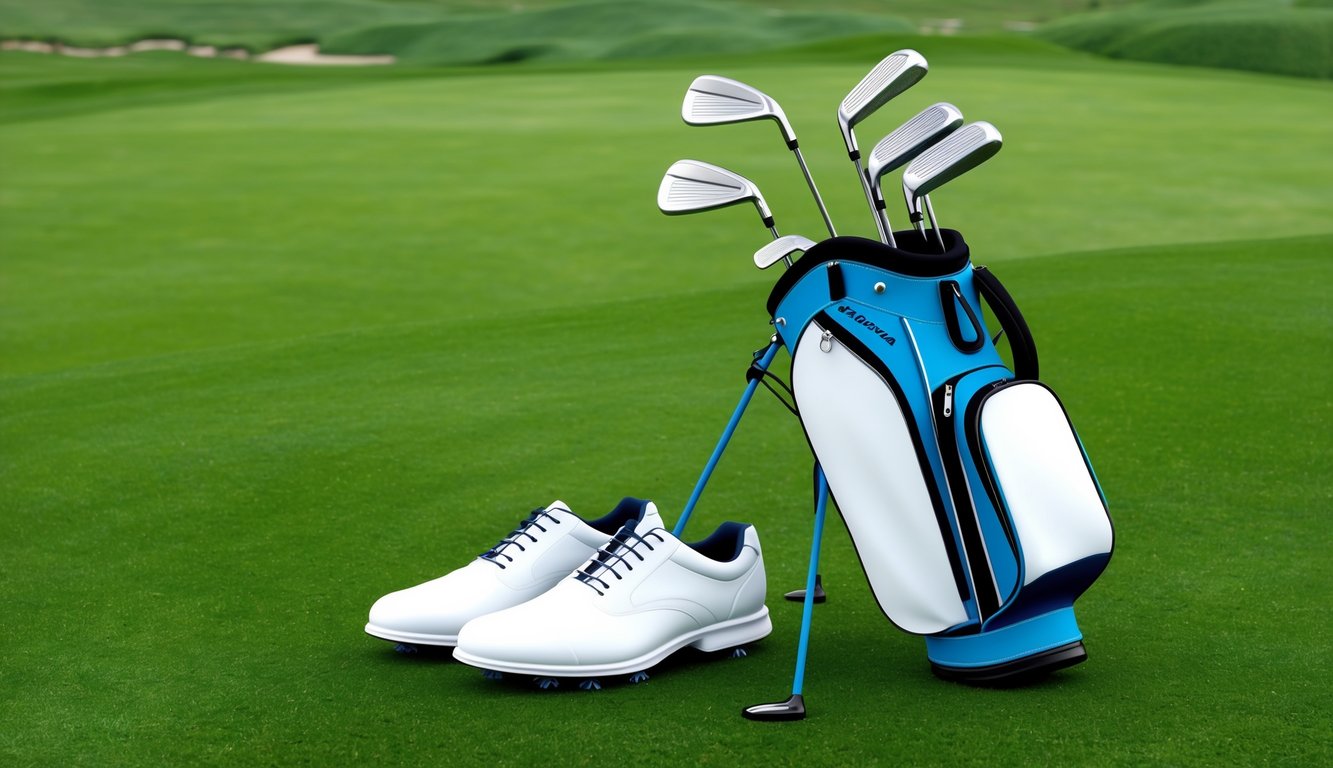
826,261,845,302
768,233,970,316
808,312,971,606
973,266,1038,380
941,281,985,354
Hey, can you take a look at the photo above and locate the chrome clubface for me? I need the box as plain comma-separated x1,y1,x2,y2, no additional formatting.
837,49,929,156
868,102,964,186
657,159,776,230
901,121,1003,215
682,75,796,145
754,234,816,270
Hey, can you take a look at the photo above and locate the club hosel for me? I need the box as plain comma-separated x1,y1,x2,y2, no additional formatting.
786,137,800,151
839,123,859,160
762,215,776,230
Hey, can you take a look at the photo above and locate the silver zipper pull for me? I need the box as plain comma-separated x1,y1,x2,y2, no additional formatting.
820,330,833,353
943,384,954,417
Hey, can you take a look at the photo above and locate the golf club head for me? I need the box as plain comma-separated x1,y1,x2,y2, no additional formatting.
837,49,929,158
682,75,797,147
754,234,817,269
902,121,1003,219
867,102,964,204
657,159,774,228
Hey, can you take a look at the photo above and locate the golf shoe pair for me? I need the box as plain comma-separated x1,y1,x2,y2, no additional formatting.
365,497,771,679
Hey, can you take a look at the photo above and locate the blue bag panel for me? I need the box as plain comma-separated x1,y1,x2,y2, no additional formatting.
925,605,1083,669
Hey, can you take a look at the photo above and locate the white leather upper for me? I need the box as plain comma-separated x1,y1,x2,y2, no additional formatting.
366,501,663,643
455,522,767,668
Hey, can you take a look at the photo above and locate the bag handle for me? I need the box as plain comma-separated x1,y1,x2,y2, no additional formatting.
973,266,1039,380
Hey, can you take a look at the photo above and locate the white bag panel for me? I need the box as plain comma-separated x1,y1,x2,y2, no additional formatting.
792,323,969,634
980,383,1113,585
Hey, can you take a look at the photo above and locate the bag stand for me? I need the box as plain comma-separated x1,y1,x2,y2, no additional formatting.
741,466,829,721
672,337,829,721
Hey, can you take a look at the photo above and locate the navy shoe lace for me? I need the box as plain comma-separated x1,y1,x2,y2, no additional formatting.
575,524,665,596
478,507,563,569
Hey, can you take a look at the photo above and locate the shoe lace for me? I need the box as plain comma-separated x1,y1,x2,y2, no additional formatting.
574,524,664,596
478,507,563,569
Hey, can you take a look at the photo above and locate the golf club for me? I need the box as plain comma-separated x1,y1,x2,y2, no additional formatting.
657,159,780,240
866,102,964,239
754,234,816,270
836,49,929,246
902,121,1003,251
683,75,836,239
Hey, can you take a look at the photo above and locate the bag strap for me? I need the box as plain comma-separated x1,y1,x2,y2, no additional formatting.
973,266,1039,380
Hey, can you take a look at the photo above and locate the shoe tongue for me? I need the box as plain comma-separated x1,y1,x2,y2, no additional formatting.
638,502,665,533
545,500,572,517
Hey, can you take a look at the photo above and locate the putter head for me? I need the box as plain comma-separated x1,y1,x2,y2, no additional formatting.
867,102,964,207
902,121,1003,220
837,49,929,158
657,159,774,227
682,75,797,148
754,234,817,269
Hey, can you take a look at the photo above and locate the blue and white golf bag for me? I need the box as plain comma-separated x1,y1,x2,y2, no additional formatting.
768,230,1114,682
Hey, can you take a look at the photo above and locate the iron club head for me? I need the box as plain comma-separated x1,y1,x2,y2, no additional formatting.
868,102,964,200
901,121,1003,222
682,75,797,147
657,159,775,230
754,234,817,269
837,49,929,159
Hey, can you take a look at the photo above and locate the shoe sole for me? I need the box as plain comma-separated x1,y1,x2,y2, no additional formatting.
452,606,772,677
364,623,458,647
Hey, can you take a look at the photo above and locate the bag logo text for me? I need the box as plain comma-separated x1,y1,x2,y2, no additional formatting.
837,305,896,346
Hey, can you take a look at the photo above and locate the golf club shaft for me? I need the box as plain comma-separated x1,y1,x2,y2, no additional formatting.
923,195,944,251
792,149,837,238
766,226,792,267
853,157,894,245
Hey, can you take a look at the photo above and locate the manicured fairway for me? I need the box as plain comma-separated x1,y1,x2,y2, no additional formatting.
1,36,1329,766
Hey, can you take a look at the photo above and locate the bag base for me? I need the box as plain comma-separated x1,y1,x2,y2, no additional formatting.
924,606,1087,685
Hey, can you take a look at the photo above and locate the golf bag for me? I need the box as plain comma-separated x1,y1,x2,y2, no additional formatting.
767,230,1113,682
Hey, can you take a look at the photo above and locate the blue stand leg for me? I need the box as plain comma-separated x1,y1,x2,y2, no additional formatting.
791,468,828,696
673,340,781,537
742,467,828,721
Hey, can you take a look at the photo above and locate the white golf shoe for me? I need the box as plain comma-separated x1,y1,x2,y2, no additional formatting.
453,516,771,679
365,498,664,647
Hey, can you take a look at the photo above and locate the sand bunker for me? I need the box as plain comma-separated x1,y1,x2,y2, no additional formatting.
1,38,395,66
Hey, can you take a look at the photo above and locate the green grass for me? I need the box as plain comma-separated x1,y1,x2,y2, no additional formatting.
1038,0,1333,78
1,32,1330,766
